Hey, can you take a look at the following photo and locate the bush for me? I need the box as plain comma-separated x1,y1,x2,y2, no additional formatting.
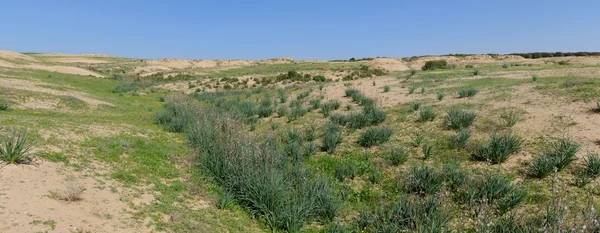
455,173,525,214
289,106,308,122
422,144,434,159
458,88,478,98
472,133,522,164
358,126,393,147
383,86,391,93
421,60,449,71
158,96,165,102
322,122,343,154
257,106,274,118
309,98,322,110
473,70,480,76
344,88,360,98
334,162,357,181
405,166,443,195
408,86,416,94
388,147,408,166
110,82,152,93
419,107,436,122
277,106,287,117
330,105,386,130
445,108,477,130
528,139,580,178
442,163,466,191
0,129,35,164
452,128,471,149
532,75,538,82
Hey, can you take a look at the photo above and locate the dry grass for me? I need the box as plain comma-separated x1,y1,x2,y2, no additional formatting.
51,177,85,202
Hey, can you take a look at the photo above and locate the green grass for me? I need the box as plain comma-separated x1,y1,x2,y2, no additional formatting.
472,132,522,164
0,129,34,164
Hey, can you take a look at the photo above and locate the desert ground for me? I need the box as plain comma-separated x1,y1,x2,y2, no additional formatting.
1,50,600,232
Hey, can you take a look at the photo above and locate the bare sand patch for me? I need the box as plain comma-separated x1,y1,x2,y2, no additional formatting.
0,161,150,233
368,58,410,71
0,78,112,106
47,57,109,64
0,50,37,62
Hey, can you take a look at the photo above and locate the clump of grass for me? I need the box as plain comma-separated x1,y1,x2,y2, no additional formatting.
53,177,85,202
458,88,478,98
473,70,480,76
595,99,600,113
344,88,360,97
322,122,343,154
532,75,538,82
388,147,408,166
320,100,340,117
408,86,416,94
452,128,471,149
0,129,35,164
0,102,9,111
419,107,436,122
216,191,236,210
454,173,525,214
501,110,521,127
584,153,600,178
412,133,425,147
445,107,477,130
472,132,522,164
358,126,393,147
528,139,580,178
309,98,322,110
334,162,357,181
436,91,445,101
422,144,435,159
442,163,466,190
277,106,287,117
158,96,165,102
405,166,443,195
383,85,391,93
420,87,425,94
409,100,422,111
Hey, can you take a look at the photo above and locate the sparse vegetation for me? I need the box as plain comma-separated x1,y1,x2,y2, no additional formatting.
0,129,35,164
528,139,580,178
383,85,390,93
458,88,478,98
358,126,393,147
422,60,450,71
445,107,477,130
419,107,436,121
472,132,522,164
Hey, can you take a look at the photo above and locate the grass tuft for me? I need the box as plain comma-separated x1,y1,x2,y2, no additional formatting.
358,126,393,147
458,88,478,98
445,107,477,130
0,129,35,164
472,132,522,164
419,107,436,122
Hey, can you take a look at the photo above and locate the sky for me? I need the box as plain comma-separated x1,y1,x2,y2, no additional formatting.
1,0,599,60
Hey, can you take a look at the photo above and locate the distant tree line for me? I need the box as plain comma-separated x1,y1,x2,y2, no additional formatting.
509,52,600,59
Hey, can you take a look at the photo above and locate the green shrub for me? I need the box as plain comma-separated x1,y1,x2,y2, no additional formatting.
322,122,343,154
455,173,525,214
584,153,600,178
0,129,35,164
473,70,480,76
330,105,386,130
408,86,416,94
458,88,478,98
309,98,322,110
383,85,391,93
257,106,274,118
216,191,236,210
289,106,308,122
344,88,360,97
445,107,477,130
110,82,152,93
358,126,393,147
237,101,256,117
436,91,445,101
548,139,580,171
452,128,471,149
420,87,425,94
502,64,509,69
389,147,408,166
419,107,436,122
0,102,9,111
405,166,443,195
532,75,538,82
158,96,165,102
422,60,449,71
409,100,422,111
528,155,556,178
472,133,522,164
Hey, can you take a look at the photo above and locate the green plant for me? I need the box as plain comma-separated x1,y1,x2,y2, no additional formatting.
257,106,274,118
409,100,422,111
422,60,449,71
344,88,360,97
436,91,445,101
502,64,509,69
527,139,581,178
383,85,391,93
412,133,425,147
452,128,471,149
532,75,538,82
216,191,236,210
357,197,451,232
406,166,443,195
473,70,480,76
422,144,434,159
335,162,357,181
584,153,600,178
389,147,408,166
458,88,478,98
408,86,416,94
595,99,600,113
0,102,8,111
501,110,520,127
358,126,393,147
409,69,417,76
277,105,287,117
574,172,591,188
472,132,522,164
309,98,322,110
372,81,376,86
419,107,436,122
420,87,425,94
442,163,466,190
320,100,340,117
322,122,343,154
528,155,556,178
0,129,35,164
445,107,477,130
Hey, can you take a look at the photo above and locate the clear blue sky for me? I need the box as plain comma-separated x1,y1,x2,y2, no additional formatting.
2,0,599,60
